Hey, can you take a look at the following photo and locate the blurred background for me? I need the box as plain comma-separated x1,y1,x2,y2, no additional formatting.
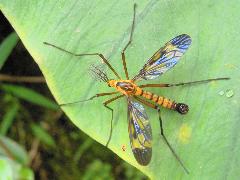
0,12,147,180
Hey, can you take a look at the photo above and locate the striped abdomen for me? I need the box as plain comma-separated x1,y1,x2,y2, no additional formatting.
134,87,189,114
136,88,174,109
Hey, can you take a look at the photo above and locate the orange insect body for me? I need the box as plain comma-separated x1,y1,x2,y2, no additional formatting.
108,80,177,111
108,80,137,96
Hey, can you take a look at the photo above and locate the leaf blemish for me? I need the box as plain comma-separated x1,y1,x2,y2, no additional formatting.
178,123,192,144
226,89,234,98
224,63,237,69
218,90,225,96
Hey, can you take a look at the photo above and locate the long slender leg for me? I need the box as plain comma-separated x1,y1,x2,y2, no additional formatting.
121,3,137,79
157,108,189,174
60,91,119,106
121,52,129,80
103,95,125,147
139,77,230,88
134,96,189,174
43,42,121,79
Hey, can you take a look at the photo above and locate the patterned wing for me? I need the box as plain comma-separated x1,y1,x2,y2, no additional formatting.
133,34,192,81
127,98,152,166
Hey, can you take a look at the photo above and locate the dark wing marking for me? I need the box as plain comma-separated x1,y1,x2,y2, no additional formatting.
127,98,152,166
133,34,192,81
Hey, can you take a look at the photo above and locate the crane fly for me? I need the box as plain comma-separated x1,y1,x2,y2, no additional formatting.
44,4,229,174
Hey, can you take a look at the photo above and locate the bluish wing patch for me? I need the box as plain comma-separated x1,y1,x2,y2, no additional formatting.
133,34,192,81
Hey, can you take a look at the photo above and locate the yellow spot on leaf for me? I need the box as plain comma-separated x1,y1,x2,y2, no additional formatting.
224,63,237,69
178,123,192,144
209,80,222,87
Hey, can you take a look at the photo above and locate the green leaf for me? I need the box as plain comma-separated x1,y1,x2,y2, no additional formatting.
0,136,29,165
1,84,59,110
0,102,19,135
73,139,93,162
18,166,34,180
0,156,34,180
0,0,239,178
123,162,147,180
30,123,56,148
0,32,19,69
83,160,114,180
0,157,14,180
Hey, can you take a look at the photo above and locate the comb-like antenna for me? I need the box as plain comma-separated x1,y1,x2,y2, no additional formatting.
89,65,109,83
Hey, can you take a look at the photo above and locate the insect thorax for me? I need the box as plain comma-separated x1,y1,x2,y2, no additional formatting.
108,80,137,96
